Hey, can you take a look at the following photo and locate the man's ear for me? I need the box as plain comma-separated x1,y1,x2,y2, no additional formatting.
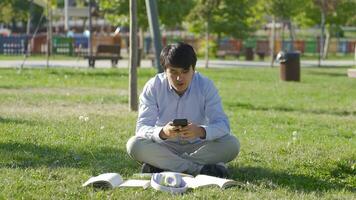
190,65,195,71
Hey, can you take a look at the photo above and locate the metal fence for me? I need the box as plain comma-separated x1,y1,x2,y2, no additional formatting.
0,34,355,57
0,35,29,55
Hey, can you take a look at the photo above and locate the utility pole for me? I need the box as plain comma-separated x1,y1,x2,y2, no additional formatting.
204,20,209,68
129,0,138,111
46,0,52,68
26,0,34,35
25,0,34,63
145,0,163,73
270,16,276,68
88,0,93,64
64,0,69,32
319,0,326,67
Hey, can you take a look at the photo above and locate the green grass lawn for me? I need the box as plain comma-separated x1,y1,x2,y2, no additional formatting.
0,67,355,199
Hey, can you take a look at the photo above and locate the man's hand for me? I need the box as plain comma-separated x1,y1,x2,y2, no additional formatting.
178,123,206,140
159,122,206,140
159,122,180,140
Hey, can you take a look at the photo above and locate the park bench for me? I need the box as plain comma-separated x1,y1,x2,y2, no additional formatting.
85,44,122,68
217,50,240,58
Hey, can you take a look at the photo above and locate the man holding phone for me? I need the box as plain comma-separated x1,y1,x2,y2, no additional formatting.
126,42,240,178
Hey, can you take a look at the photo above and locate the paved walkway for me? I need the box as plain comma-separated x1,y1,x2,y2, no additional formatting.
0,58,354,69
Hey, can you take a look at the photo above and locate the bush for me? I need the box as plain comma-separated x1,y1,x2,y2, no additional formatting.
197,39,218,58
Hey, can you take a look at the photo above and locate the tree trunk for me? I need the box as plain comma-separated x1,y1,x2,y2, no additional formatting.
323,28,330,59
26,0,33,35
46,1,53,68
145,0,163,73
82,18,87,32
281,21,285,51
64,0,69,32
129,0,138,111
319,0,326,67
204,20,209,69
137,27,144,67
287,20,294,52
25,0,33,61
88,0,93,60
217,33,221,51
270,16,275,68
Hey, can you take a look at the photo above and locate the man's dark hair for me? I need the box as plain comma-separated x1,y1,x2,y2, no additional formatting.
160,42,197,70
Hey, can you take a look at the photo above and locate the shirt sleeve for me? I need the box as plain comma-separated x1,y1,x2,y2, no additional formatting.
135,79,165,143
200,79,231,141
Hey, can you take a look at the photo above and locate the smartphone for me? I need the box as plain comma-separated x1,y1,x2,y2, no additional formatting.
172,119,188,127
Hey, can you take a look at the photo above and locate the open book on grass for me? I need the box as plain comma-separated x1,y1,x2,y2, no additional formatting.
82,173,150,189
182,174,238,189
82,172,239,190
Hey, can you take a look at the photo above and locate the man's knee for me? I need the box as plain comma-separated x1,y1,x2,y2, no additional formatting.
219,135,240,161
231,135,240,158
126,136,146,159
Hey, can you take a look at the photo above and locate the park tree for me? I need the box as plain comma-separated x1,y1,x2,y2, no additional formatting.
129,0,138,111
206,0,255,39
0,1,16,24
314,0,338,60
262,0,307,51
295,0,356,59
327,0,356,27
187,0,255,68
186,0,220,68
253,0,307,66
99,0,194,30
99,0,148,29
99,0,194,67
0,0,29,24
0,0,44,33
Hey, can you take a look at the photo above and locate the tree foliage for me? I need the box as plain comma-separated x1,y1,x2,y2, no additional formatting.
158,0,195,29
300,0,356,26
0,0,31,23
187,0,255,39
263,0,306,21
99,0,194,30
293,0,356,37
0,0,45,32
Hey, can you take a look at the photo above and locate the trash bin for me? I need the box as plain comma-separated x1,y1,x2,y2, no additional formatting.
277,51,300,82
245,47,254,61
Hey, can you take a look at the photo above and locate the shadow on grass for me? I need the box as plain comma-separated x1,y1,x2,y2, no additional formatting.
230,166,355,193
317,66,351,69
0,85,24,89
47,69,155,79
330,158,356,180
0,117,40,126
48,70,129,78
0,142,138,175
306,70,348,77
227,102,355,117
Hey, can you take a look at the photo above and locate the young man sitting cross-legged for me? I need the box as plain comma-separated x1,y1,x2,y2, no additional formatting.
126,42,240,178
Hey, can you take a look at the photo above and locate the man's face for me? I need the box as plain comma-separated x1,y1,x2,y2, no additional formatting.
165,65,194,95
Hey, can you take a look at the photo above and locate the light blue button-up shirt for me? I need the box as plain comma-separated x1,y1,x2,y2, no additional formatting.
136,71,230,144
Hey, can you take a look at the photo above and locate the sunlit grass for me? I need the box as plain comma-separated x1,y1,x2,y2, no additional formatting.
0,67,355,199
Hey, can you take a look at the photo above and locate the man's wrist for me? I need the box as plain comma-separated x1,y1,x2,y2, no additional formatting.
199,127,206,139
159,129,168,140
